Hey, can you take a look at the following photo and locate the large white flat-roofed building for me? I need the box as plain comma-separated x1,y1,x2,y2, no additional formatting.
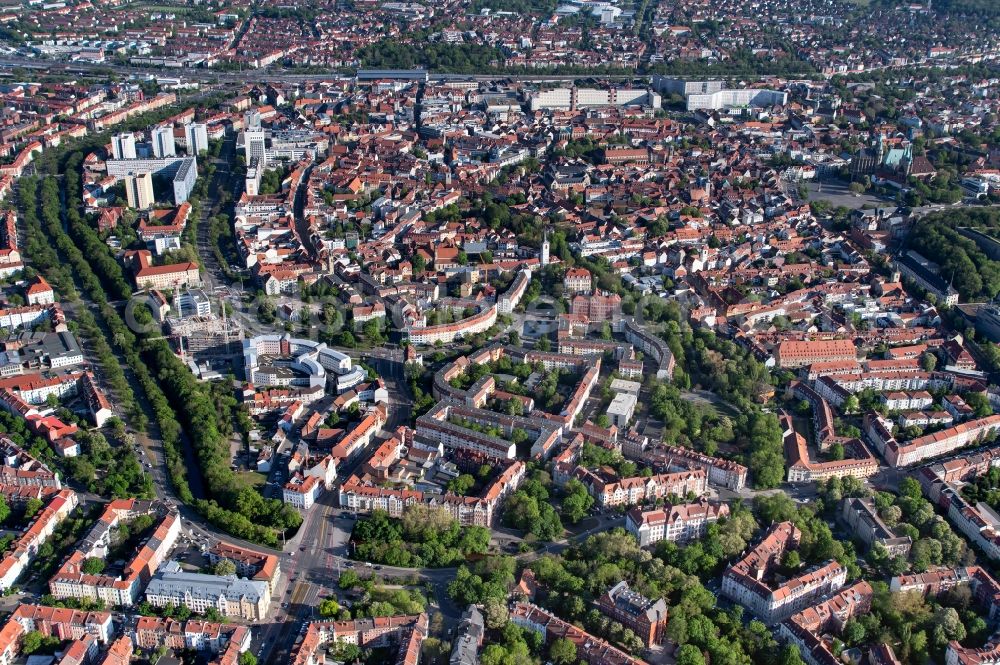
685,88,788,111
607,392,637,428
241,333,357,392
106,156,198,205
356,69,429,81
529,86,661,111
652,77,725,97
610,378,641,396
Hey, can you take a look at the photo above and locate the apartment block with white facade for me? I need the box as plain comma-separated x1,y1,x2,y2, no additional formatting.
721,521,847,624
626,499,730,547
144,561,270,621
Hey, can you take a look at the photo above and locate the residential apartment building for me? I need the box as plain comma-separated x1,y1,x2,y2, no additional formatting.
511,602,644,665
151,125,175,158
596,581,668,647
49,501,180,606
0,603,114,665
0,489,77,592
449,606,484,665
415,402,543,461
124,172,155,210
10,603,114,645
778,582,874,665
339,455,525,527
784,415,878,483
840,497,912,557
790,381,837,448
577,467,707,508
405,303,497,345
111,133,137,160
879,415,1000,467
0,437,62,488
775,339,857,369
186,122,209,154
207,542,282,596
563,268,592,294
883,391,934,412
292,614,428,665
939,486,1000,561
127,249,201,291
570,292,622,322
283,473,321,510
947,640,1000,665
641,445,748,491
498,269,530,315
721,521,847,624
144,561,270,621
626,499,730,547
623,319,675,381
133,617,252,664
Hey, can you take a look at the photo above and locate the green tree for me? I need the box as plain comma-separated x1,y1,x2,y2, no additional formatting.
339,570,361,589
331,642,361,661
900,477,922,499
448,474,476,495
214,559,237,576
783,550,801,570
20,632,43,655
843,619,866,645
549,637,577,665
964,391,993,418
780,644,807,665
20,631,58,656
318,598,341,617
482,597,509,629
676,644,707,665
23,497,43,520
363,319,386,346
82,557,106,575
931,607,966,646
561,478,594,524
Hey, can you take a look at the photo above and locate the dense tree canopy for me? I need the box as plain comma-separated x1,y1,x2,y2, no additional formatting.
351,507,490,567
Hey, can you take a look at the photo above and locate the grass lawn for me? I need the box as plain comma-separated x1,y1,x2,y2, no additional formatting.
238,470,268,488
